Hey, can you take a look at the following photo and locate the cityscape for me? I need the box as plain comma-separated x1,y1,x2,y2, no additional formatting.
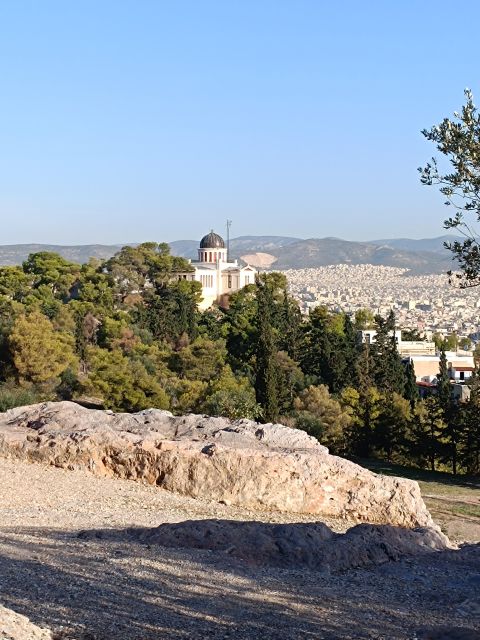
1,1,479,638
284,264,480,343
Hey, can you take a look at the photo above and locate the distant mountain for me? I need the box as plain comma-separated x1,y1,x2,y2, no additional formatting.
168,240,198,259
0,235,457,274
369,235,462,254
270,238,455,273
0,244,128,266
169,235,300,260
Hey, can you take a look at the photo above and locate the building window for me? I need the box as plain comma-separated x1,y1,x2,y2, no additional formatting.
228,275,232,288
245,275,250,284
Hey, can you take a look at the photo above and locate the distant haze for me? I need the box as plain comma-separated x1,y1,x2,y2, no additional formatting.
0,235,458,275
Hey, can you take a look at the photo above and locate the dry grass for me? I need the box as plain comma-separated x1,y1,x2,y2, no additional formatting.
358,459,480,543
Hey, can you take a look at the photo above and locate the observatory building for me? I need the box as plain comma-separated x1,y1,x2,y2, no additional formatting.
177,230,257,310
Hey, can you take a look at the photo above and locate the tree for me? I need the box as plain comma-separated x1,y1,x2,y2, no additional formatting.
437,346,451,410
279,289,303,361
409,397,445,472
459,372,480,474
402,328,423,341
9,310,77,388
86,347,169,411
22,252,80,299
354,308,375,330
437,346,461,475
201,366,260,420
370,311,405,395
254,275,280,422
340,384,382,457
374,393,411,462
275,350,305,415
300,306,347,393
420,89,480,287
403,360,419,410
170,337,227,382
106,242,194,301
293,384,351,453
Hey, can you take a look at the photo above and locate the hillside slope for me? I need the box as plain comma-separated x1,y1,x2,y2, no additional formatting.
0,236,455,274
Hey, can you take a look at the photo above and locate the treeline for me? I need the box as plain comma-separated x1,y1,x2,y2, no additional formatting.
0,243,478,475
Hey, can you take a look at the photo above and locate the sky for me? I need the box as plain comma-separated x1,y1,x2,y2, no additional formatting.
0,0,479,245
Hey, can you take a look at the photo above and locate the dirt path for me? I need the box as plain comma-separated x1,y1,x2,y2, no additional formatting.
0,458,479,640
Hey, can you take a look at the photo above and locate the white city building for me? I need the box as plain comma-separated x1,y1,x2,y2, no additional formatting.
177,231,257,310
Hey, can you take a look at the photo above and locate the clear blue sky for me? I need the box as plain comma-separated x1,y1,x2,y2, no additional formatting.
0,0,478,244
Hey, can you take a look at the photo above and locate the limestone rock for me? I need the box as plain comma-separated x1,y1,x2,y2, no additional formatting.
0,401,436,528
0,605,52,640
102,520,450,572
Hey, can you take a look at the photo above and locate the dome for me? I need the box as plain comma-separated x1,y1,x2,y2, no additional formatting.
200,231,225,249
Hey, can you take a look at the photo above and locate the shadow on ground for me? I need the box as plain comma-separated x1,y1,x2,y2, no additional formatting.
0,521,479,640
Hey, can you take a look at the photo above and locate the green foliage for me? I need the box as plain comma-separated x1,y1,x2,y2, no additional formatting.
85,347,169,412
420,89,480,287
354,308,375,330
0,383,43,412
370,311,405,395
254,274,282,422
293,384,351,453
401,328,423,341
374,393,411,462
170,337,227,382
9,310,78,388
408,397,445,472
201,366,260,420
459,373,480,474
0,245,478,477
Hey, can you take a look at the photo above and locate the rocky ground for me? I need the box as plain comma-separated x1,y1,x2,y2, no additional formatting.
0,458,479,640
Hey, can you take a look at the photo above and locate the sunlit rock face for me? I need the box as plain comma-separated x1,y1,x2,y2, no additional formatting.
0,401,436,528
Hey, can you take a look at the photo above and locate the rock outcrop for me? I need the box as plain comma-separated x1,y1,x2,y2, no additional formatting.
0,605,52,640
0,401,436,528
78,520,450,572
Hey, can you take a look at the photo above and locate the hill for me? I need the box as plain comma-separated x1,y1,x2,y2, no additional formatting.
0,243,128,266
0,236,456,274
369,235,463,254
168,235,300,260
271,237,454,273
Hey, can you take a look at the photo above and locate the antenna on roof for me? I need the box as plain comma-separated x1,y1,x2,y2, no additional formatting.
226,219,232,262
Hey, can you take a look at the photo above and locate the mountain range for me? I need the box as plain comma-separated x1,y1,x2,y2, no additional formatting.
0,235,459,274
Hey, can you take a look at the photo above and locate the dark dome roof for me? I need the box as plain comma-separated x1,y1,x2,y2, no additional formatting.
200,231,225,249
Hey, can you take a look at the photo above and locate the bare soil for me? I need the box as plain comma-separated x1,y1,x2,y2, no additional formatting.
0,458,479,640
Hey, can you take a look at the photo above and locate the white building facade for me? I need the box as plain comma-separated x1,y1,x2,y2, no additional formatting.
177,231,257,310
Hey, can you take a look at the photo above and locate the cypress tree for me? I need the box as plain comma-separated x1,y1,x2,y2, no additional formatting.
437,345,460,475
343,314,359,388
404,360,418,411
371,311,405,394
254,276,280,422
280,289,302,362
437,346,451,410
459,372,480,474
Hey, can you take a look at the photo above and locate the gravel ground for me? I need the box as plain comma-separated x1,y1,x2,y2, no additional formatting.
0,458,479,640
